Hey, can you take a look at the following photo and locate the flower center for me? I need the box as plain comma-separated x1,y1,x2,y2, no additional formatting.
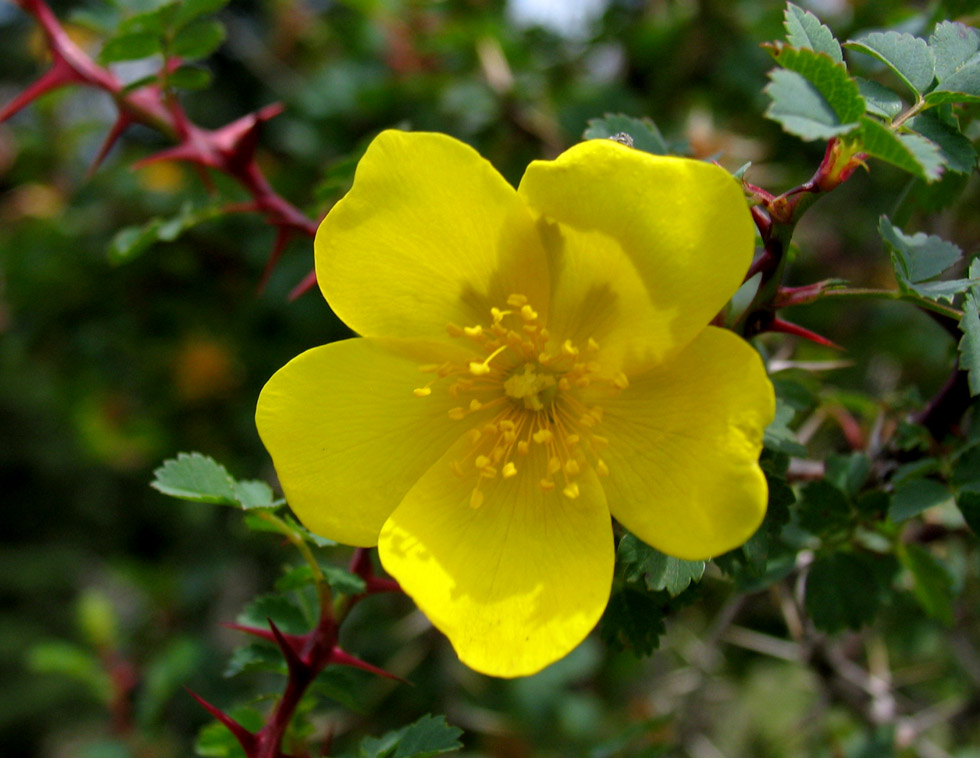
413,294,628,509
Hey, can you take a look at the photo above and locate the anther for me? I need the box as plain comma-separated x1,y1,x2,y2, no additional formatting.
448,407,466,420
596,459,609,476
565,459,580,477
475,455,491,469
469,344,507,376
520,304,538,321
613,372,629,389
540,478,555,491
469,398,482,411
502,462,517,478
446,324,464,337
587,338,599,352
517,440,530,455
470,490,484,509
463,325,483,338
413,387,432,397
562,339,579,356
507,294,528,307
548,457,562,475
563,482,580,499
533,429,554,444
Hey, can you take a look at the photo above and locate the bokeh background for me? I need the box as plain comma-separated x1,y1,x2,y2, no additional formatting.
2,0,980,756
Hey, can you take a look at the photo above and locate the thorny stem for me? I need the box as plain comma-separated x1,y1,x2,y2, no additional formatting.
4,0,319,294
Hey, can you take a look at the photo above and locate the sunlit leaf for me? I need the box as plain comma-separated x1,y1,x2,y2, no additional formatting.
783,2,842,63
857,117,944,181
845,32,936,95
583,113,669,155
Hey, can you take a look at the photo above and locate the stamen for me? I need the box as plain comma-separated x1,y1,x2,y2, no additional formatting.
563,482,580,499
470,489,484,509
502,462,517,478
533,429,553,444
469,344,508,376
413,387,432,397
507,294,528,307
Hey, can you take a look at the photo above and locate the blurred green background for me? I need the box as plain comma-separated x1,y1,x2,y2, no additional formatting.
2,0,980,756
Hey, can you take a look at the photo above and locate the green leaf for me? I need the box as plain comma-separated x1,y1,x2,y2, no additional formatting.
108,201,225,265
855,77,904,119
805,552,896,632
888,479,953,521
956,491,980,535
233,479,277,509
28,641,112,702
168,64,213,90
783,3,842,63
196,706,265,757
845,32,936,95
927,21,980,103
118,3,178,36
908,113,977,174
825,452,870,497
764,68,861,140
224,643,285,677
898,543,955,624
931,22,980,82
138,637,203,725
171,18,226,60
150,452,238,505
857,116,944,181
600,585,669,656
764,399,807,456
765,44,865,130
323,565,368,595
959,260,980,396
238,594,309,635
797,479,853,536
583,113,668,155
879,215,962,284
358,714,463,758
99,31,162,63
175,0,230,28
617,534,704,597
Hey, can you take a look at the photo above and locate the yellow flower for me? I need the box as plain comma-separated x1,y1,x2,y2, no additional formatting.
256,130,775,678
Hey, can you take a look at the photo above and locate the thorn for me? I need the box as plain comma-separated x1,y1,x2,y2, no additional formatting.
330,647,405,682
186,688,256,752
769,317,844,351
258,227,292,294
221,621,278,644
88,112,134,176
288,269,318,301
0,57,82,122
267,617,306,673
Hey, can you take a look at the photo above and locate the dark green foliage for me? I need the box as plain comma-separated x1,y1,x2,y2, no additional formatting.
805,552,898,632
599,585,670,657
354,714,463,758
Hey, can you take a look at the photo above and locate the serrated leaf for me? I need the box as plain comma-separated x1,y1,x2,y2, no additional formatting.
99,31,162,63
232,479,277,509
764,68,861,140
238,594,309,635
359,714,463,758
764,399,807,456
150,452,238,505
171,18,225,60
856,77,905,119
617,534,704,597
118,3,178,35
930,21,980,84
766,44,865,122
857,116,944,181
958,260,980,396
600,585,668,656
783,3,842,62
323,565,367,595
168,64,213,90
888,479,953,521
908,113,977,174
845,32,936,95
805,552,896,632
898,543,955,624
583,113,668,155
224,643,285,677
879,215,962,283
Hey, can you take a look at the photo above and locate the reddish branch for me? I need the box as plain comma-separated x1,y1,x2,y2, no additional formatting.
193,548,401,758
2,0,319,297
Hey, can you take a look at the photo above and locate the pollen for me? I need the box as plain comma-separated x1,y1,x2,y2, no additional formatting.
415,293,626,509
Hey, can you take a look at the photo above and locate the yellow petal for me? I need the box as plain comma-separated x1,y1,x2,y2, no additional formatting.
379,436,614,677
316,130,549,339
518,139,755,372
595,327,774,560
255,338,474,546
